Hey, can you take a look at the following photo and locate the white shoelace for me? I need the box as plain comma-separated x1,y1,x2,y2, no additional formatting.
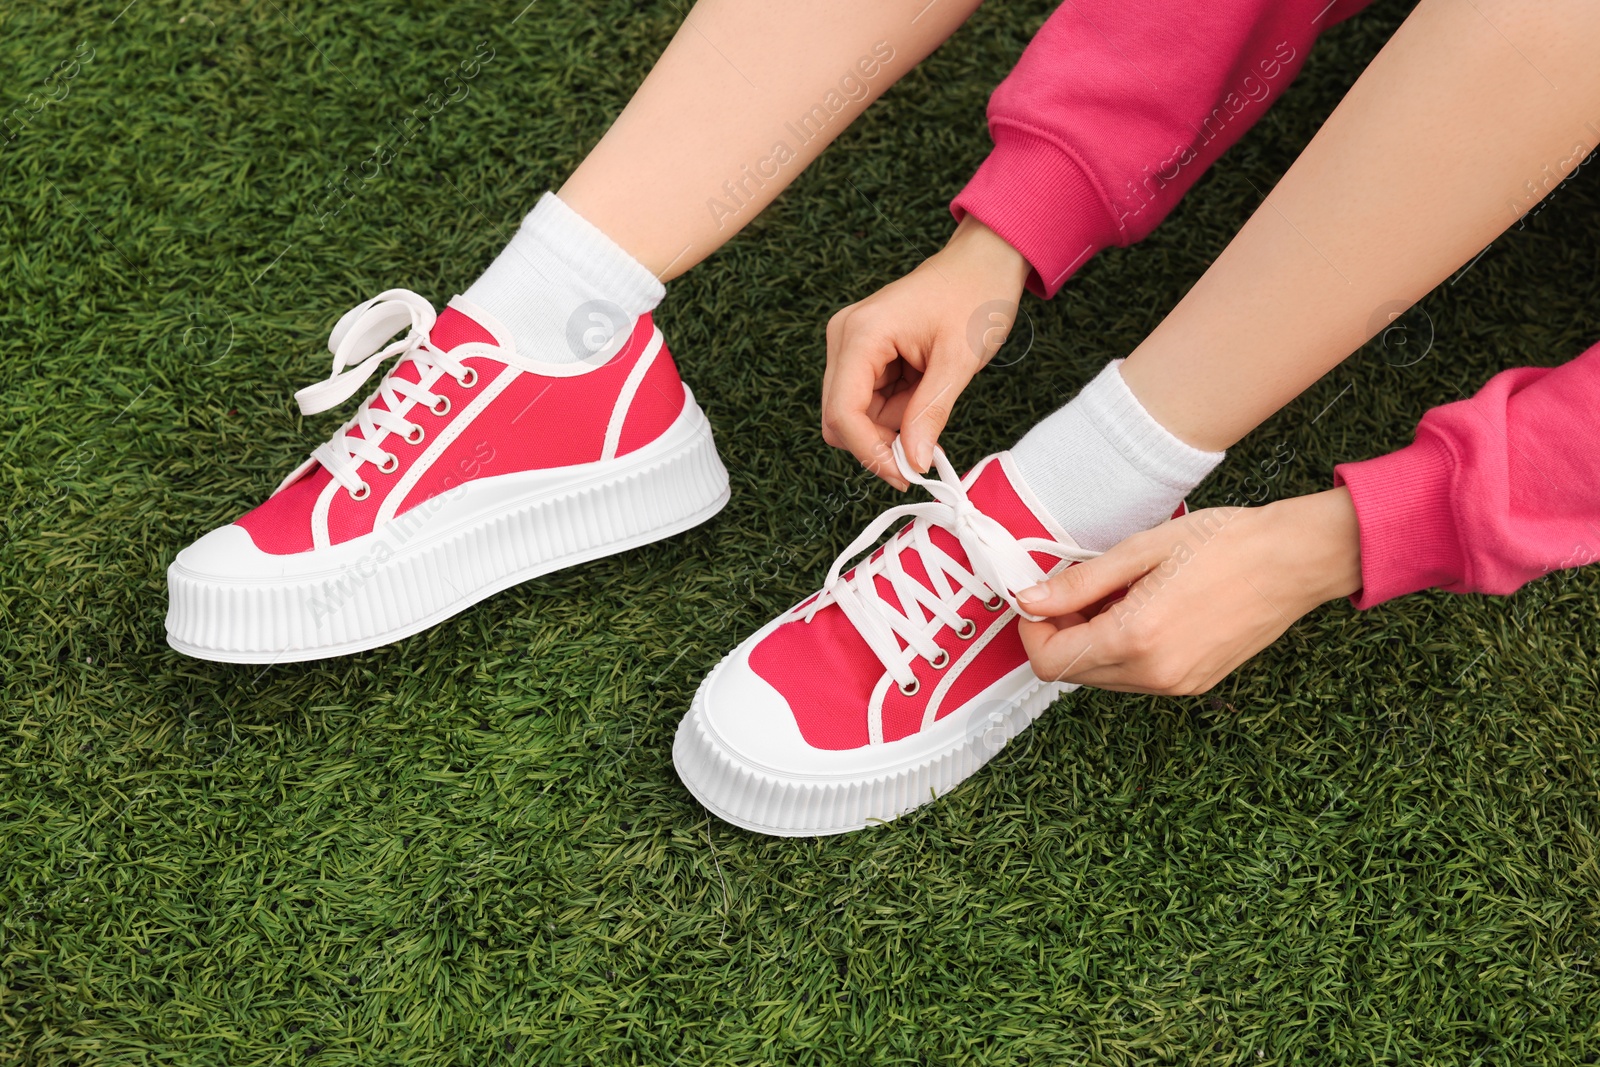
290,290,477,499
803,440,1094,693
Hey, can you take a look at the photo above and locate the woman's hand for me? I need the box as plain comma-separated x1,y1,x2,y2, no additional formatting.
1016,488,1365,695
821,216,1031,490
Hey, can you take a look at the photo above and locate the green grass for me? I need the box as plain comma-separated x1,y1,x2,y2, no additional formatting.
4,0,1600,1063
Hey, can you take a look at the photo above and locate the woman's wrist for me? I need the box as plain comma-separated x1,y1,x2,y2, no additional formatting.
1269,487,1364,604
941,215,1030,289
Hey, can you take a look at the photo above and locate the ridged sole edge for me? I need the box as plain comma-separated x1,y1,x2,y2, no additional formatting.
673,655,1072,837
167,407,730,663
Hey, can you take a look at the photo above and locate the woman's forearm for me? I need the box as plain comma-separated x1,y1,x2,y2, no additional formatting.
1336,341,1600,608
1120,0,1600,452
952,0,1374,299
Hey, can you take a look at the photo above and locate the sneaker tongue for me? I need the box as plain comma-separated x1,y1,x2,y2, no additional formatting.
964,455,1056,542
875,454,1064,615
430,306,498,351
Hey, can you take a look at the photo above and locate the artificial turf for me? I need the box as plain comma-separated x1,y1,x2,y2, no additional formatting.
4,0,1600,1063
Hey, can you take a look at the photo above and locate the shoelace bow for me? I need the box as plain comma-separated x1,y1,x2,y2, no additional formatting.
289,289,477,498
803,440,1094,693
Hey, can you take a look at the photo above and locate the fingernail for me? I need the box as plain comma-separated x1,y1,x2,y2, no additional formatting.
1017,584,1049,604
913,441,933,472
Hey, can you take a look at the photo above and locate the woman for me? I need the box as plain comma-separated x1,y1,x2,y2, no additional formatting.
676,0,1600,836
163,0,1599,837
166,0,1366,661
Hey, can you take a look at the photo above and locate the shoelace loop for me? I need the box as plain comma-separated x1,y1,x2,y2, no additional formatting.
803,440,1094,691
291,289,477,498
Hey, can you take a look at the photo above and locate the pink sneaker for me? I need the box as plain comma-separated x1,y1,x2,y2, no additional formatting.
167,290,728,663
674,441,1103,836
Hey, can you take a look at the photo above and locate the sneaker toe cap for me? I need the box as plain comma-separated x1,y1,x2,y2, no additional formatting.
696,632,816,773
171,524,277,581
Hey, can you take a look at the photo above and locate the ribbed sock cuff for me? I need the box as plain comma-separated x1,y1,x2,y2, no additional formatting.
518,192,664,314
1080,360,1223,490
463,192,664,363
1011,360,1224,550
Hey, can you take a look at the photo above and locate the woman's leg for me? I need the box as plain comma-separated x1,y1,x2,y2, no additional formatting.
1116,0,1600,451
1004,0,1600,695
559,0,983,280
166,0,986,663
1012,0,1600,550
464,0,981,364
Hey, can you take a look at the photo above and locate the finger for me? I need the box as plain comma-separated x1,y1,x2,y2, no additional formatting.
1045,655,1204,695
1051,672,1171,695
824,346,909,448
856,420,905,489
1017,611,1123,684
824,302,856,358
897,340,974,474
827,396,903,489
866,373,917,433
1015,535,1168,618
825,330,911,489
820,303,866,444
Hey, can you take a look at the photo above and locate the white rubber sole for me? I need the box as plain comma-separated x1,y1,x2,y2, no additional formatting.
673,652,1074,837
167,399,730,663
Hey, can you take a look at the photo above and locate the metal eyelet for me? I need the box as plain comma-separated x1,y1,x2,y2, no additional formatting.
955,618,977,639
983,594,1005,612
405,425,425,445
929,649,950,669
349,483,371,501
378,454,399,474
898,679,920,697
457,367,479,389
430,395,451,417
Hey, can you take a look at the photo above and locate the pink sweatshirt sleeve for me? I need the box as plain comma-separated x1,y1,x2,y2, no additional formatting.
952,0,1372,298
1334,342,1600,609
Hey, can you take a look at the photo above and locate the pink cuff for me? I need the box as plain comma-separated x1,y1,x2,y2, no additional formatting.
1334,433,1466,609
951,123,1122,299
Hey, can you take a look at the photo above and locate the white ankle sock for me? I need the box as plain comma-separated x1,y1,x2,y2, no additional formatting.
1010,360,1224,551
463,192,664,365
